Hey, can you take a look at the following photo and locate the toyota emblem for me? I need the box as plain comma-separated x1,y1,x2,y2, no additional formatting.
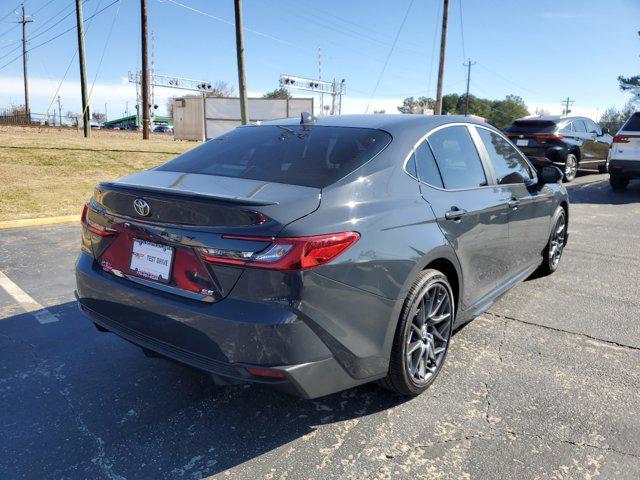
133,198,151,217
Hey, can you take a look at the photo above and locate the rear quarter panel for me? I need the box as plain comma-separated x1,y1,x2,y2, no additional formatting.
279,148,460,375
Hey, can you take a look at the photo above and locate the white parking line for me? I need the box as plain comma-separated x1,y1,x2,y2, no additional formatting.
0,270,59,324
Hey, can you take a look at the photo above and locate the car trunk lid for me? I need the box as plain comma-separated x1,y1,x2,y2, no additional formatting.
84,170,321,302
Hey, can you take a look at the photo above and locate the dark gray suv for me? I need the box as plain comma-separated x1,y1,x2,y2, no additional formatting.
76,115,568,399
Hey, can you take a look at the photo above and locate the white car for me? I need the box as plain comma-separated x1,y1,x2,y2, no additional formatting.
608,112,640,189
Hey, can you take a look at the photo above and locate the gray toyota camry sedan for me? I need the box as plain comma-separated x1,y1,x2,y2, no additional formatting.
75,114,568,399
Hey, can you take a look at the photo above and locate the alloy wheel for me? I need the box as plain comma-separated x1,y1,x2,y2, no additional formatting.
548,212,566,268
564,155,578,181
405,282,452,385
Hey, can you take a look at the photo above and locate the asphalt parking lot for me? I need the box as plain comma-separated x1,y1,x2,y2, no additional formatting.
1,173,639,479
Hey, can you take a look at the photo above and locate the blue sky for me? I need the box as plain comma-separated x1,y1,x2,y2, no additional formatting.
0,0,638,119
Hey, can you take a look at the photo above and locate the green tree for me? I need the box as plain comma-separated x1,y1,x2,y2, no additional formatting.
487,95,529,130
262,88,291,99
441,93,460,114
456,94,492,119
397,96,434,114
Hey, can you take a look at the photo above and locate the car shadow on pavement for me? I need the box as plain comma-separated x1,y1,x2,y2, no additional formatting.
0,301,411,479
567,178,640,205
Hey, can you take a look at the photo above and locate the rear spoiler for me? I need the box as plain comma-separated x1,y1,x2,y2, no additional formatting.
99,182,278,207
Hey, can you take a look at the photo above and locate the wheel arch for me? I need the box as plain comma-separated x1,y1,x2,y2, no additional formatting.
569,147,581,163
424,257,460,315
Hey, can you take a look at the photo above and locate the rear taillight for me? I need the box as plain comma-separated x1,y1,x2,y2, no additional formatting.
612,135,637,144
200,231,360,271
533,134,564,140
81,203,116,236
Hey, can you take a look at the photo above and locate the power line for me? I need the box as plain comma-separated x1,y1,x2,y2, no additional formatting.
475,62,541,97
0,0,119,71
0,0,87,62
426,0,442,98
163,0,300,48
458,0,465,59
0,4,20,23
30,1,76,36
30,3,82,42
365,0,415,113
43,0,106,122
32,0,58,17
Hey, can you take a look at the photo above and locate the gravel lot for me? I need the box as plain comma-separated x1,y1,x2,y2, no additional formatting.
1,173,639,479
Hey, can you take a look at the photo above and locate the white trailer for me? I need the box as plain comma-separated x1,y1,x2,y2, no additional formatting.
173,96,314,141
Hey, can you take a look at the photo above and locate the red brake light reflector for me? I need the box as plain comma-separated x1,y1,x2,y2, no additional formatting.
612,135,634,144
199,231,360,271
246,367,286,379
533,134,564,140
81,203,116,236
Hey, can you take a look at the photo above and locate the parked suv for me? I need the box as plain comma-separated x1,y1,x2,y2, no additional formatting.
505,115,611,181
76,115,568,399
608,112,640,190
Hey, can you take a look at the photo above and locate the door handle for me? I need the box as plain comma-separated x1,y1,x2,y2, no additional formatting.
445,207,467,220
507,198,520,209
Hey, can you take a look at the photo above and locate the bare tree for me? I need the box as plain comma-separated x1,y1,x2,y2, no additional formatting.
92,112,107,123
210,81,235,97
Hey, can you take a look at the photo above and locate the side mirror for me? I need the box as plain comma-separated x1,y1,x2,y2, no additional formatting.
601,127,609,135
539,165,563,185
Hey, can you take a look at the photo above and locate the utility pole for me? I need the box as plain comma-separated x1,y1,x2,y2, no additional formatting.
57,96,62,127
234,0,248,125
140,0,150,139
434,0,449,115
561,97,574,115
338,79,345,115
151,30,155,129
74,0,90,137
20,4,33,124
104,102,108,121
331,79,336,115
318,47,323,114
463,59,476,116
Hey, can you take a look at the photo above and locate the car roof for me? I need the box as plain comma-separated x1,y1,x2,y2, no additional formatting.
513,115,592,124
258,114,493,137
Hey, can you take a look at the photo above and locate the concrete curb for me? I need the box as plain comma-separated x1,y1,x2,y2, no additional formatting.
0,215,80,230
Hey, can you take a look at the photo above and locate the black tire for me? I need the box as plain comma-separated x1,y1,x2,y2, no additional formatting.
379,269,454,396
610,174,629,190
539,207,567,276
563,153,578,182
598,163,608,174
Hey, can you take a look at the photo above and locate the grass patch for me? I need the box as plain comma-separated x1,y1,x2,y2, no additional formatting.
0,126,197,221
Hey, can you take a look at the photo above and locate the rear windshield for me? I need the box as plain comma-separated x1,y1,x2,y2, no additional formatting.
157,125,392,188
504,120,557,134
621,113,640,132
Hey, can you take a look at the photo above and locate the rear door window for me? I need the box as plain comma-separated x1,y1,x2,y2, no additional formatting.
585,119,600,134
414,141,444,188
621,113,640,131
559,122,573,134
157,125,392,188
572,120,587,133
427,125,487,189
477,128,532,185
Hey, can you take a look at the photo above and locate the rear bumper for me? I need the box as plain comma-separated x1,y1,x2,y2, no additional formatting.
519,145,568,164
75,252,389,398
609,159,640,179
